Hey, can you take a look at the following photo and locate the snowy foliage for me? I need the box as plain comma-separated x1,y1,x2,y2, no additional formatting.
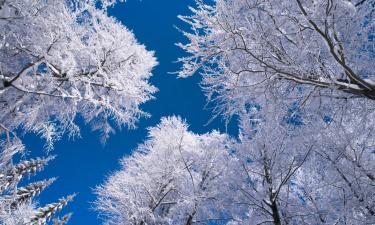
232,102,375,224
0,0,157,150
177,2,375,223
0,155,74,225
1,203,37,225
0,0,156,223
96,112,375,224
1,0,373,224
178,0,374,116
96,116,236,225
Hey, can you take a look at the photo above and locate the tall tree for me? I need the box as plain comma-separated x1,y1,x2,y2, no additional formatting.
231,101,375,224
0,0,157,150
177,0,375,135
178,1,375,224
95,116,236,225
229,103,313,225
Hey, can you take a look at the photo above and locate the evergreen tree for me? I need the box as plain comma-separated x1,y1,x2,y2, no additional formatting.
0,156,74,225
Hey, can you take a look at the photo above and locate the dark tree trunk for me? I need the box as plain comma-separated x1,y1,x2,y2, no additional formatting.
185,214,194,225
270,199,282,225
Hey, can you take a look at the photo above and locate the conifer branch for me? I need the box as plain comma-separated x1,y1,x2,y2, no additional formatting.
0,156,55,193
29,194,75,225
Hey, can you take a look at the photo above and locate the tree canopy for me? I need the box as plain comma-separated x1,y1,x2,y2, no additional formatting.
1,0,374,224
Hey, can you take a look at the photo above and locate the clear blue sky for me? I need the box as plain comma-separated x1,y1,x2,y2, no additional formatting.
23,1,238,224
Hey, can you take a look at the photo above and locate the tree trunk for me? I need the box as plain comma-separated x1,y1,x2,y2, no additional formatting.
185,205,197,225
185,214,194,225
270,199,282,225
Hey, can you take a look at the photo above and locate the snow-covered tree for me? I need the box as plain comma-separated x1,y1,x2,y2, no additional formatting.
228,103,313,225
179,0,374,104
178,2,375,223
231,101,375,224
95,116,237,225
0,0,157,150
0,155,74,225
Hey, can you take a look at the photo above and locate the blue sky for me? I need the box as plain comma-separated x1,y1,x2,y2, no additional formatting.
23,1,238,224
